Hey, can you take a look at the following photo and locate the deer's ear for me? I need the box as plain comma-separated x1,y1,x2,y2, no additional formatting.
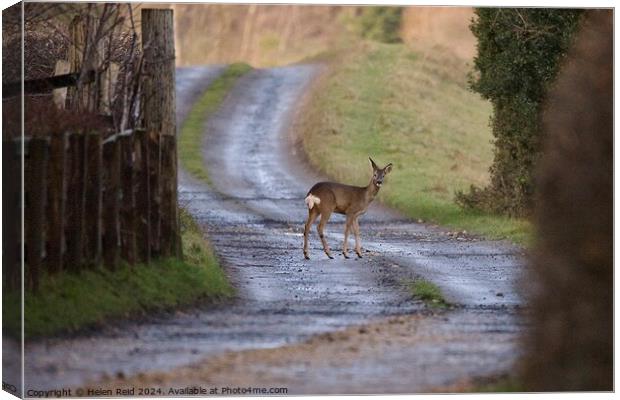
384,163,393,174
369,157,378,170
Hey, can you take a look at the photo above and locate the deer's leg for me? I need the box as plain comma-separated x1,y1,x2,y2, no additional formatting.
353,218,363,258
343,214,353,259
317,211,334,259
303,209,320,259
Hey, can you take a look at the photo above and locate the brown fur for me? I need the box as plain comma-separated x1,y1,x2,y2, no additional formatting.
303,158,392,259
521,10,612,391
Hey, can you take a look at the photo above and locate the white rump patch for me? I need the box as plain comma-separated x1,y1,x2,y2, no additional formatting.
304,194,321,210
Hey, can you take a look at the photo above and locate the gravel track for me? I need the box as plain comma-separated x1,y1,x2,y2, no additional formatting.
16,65,526,394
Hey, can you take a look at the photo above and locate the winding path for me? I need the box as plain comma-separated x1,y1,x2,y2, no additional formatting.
19,65,525,393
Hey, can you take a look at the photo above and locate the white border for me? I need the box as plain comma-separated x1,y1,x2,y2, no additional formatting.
0,2,616,400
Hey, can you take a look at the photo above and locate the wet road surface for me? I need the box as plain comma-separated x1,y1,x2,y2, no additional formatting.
18,65,526,393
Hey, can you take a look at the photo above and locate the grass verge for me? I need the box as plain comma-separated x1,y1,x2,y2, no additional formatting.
178,62,252,183
469,375,523,392
3,210,234,339
408,279,450,309
297,41,531,245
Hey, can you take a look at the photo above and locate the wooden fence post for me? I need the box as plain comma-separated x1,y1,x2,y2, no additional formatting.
52,60,71,109
100,62,119,115
3,139,22,290
67,15,86,110
147,130,161,257
161,135,181,257
25,138,49,292
68,14,103,112
47,132,68,273
102,139,121,269
134,129,151,264
84,133,102,266
141,8,180,259
120,134,136,264
65,134,86,271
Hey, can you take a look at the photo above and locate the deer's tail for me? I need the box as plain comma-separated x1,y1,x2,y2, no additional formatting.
304,193,321,210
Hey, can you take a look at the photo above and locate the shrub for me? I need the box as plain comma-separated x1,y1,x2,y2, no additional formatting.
521,10,612,390
456,9,583,217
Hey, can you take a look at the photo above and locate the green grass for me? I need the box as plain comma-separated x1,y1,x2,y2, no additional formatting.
3,64,255,339
470,375,523,393
299,42,531,245
408,279,450,309
3,210,234,338
178,62,252,183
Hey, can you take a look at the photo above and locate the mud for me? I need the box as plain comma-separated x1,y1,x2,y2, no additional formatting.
104,310,524,394
18,65,525,394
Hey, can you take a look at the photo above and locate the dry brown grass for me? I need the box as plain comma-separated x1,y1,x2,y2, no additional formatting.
170,5,477,68
172,4,359,67
400,7,476,61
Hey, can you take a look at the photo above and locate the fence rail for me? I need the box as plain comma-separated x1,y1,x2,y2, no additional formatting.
2,69,97,99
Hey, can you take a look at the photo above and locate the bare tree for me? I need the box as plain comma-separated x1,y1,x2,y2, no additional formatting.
3,3,145,133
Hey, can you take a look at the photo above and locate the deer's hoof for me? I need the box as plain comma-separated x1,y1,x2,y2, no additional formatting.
304,252,310,260
343,253,350,259
356,253,363,259
327,254,334,259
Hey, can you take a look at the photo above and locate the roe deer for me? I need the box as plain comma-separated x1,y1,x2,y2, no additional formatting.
303,157,393,259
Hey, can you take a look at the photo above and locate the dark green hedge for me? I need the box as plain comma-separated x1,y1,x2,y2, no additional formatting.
456,8,583,216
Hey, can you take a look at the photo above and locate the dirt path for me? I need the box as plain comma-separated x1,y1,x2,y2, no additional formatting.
20,66,525,394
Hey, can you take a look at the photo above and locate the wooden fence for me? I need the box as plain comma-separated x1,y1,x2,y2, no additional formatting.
3,129,180,291
3,9,181,292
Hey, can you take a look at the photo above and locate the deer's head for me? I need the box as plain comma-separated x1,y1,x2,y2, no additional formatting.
369,157,393,188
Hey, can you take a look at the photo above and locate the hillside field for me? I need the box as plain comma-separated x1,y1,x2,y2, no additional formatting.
297,42,531,244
